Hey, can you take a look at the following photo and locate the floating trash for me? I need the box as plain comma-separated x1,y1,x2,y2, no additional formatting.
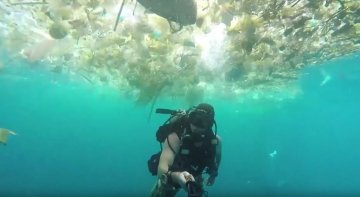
0,128,17,145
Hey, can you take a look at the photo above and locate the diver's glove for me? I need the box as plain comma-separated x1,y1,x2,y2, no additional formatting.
206,168,218,186
206,175,216,186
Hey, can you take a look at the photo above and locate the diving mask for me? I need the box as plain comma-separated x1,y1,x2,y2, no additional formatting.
188,109,214,129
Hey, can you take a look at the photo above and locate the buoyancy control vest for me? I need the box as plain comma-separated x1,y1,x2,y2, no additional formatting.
170,125,218,177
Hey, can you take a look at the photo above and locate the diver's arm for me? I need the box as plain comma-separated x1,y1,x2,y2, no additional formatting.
215,135,222,169
207,135,222,186
157,132,195,188
157,132,180,178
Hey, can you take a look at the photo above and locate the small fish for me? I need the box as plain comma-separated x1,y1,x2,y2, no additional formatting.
320,69,332,86
0,128,17,145
269,150,277,158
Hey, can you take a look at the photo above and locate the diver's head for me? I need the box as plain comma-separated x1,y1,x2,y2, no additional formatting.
188,103,215,131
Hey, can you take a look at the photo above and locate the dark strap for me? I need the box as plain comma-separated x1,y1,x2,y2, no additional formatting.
166,136,176,154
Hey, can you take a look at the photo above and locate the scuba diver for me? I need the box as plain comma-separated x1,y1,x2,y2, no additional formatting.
148,103,222,197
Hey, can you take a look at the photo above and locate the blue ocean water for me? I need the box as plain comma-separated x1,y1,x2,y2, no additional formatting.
1,52,360,196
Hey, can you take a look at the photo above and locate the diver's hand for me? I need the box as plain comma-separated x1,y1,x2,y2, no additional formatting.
172,171,195,189
206,175,216,186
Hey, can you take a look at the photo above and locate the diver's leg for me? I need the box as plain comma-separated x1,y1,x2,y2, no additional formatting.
150,180,162,197
150,179,179,197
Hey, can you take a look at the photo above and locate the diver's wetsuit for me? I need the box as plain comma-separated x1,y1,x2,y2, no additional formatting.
151,126,217,197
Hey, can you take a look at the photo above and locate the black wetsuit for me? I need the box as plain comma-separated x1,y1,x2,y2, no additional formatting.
168,126,218,188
